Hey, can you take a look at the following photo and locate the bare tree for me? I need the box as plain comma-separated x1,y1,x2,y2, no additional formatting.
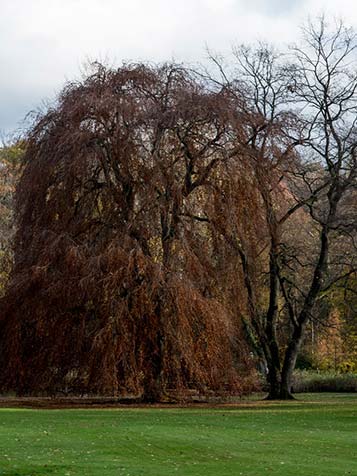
208,19,357,399
277,17,357,397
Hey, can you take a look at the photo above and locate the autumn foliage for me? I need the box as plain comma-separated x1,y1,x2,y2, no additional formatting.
0,64,255,399
1,19,357,401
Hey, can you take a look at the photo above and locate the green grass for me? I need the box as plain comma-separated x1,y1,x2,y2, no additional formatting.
0,394,356,476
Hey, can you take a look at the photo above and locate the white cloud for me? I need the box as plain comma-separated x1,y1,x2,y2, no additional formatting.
1,0,357,134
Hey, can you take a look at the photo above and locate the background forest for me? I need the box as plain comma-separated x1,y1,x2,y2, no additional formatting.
0,18,356,401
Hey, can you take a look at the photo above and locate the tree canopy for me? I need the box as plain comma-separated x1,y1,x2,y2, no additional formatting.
0,64,255,400
0,18,356,401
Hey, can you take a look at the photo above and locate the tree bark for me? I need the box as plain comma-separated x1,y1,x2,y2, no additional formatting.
280,324,305,399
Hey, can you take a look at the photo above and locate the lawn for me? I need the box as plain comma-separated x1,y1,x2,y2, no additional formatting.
0,394,356,476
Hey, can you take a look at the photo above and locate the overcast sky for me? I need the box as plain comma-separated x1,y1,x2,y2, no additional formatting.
1,0,357,137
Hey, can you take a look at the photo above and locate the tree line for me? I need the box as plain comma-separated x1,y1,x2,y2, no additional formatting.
0,18,356,400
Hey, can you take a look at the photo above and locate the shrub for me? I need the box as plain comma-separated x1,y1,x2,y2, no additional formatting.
292,370,357,393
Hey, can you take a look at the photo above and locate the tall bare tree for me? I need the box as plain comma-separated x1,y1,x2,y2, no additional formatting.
277,17,357,396
207,18,357,399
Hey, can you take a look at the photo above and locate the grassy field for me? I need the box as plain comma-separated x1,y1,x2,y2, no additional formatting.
0,394,356,476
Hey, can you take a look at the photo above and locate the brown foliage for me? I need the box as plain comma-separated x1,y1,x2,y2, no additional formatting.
0,142,24,296
0,63,254,399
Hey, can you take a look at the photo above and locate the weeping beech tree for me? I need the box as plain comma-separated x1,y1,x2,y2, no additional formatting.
0,63,255,400
3,20,354,403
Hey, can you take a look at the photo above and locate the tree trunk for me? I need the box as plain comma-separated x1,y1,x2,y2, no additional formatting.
280,323,305,399
265,366,281,400
141,331,165,402
141,297,166,403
